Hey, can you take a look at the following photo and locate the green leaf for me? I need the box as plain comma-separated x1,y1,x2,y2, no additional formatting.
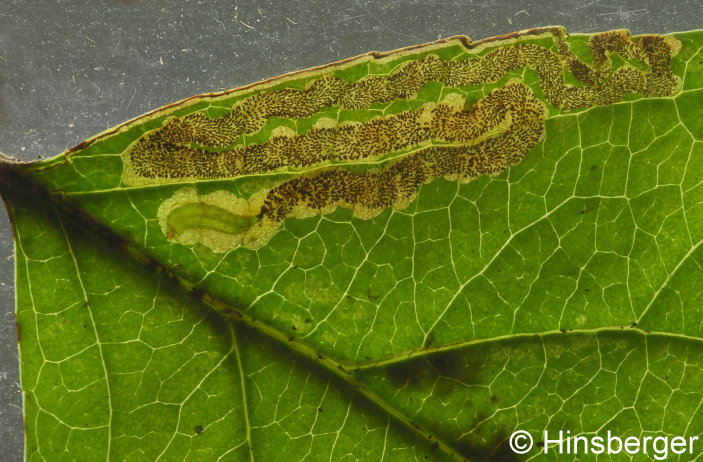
2,26,703,460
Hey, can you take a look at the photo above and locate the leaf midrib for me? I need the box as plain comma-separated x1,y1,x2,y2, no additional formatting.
1,160,470,461
7,150,703,460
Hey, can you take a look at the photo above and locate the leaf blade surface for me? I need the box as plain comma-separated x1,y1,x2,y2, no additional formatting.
3,27,703,461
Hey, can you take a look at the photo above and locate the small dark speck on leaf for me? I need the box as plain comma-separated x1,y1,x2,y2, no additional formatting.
318,407,323,412
366,288,379,301
291,325,297,330
559,328,567,333
194,425,203,435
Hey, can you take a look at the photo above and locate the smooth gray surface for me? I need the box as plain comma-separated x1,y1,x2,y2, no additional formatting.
1,0,700,460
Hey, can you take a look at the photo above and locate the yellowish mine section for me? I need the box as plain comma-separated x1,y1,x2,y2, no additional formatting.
147,29,682,252
159,81,547,250
123,29,681,187
158,187,276,252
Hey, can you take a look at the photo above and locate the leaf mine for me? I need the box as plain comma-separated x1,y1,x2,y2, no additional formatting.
135,28,681,251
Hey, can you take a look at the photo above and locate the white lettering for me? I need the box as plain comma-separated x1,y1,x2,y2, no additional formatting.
522,431,697,457
543,430,564,454
670,436,686,455
591,436,604,454
653,436,668,460
607,431,623,454
624,436,640,454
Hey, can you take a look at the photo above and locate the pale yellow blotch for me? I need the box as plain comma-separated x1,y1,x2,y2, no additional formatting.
158,187,278,252
416,102,437,128
121,140,150,187
305,271,343,304
663,36,684,92
270,125,297,138
575,314,588,327
312,116,339,130
440,92,467,110
663,35,682,56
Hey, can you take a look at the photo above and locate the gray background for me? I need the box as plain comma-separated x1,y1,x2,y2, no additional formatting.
0,0,700,459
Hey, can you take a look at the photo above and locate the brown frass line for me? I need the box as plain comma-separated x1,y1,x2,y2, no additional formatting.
134,28,681,250
124,28,680,185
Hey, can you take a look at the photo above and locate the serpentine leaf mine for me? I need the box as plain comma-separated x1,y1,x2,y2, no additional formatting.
123,28,680,252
